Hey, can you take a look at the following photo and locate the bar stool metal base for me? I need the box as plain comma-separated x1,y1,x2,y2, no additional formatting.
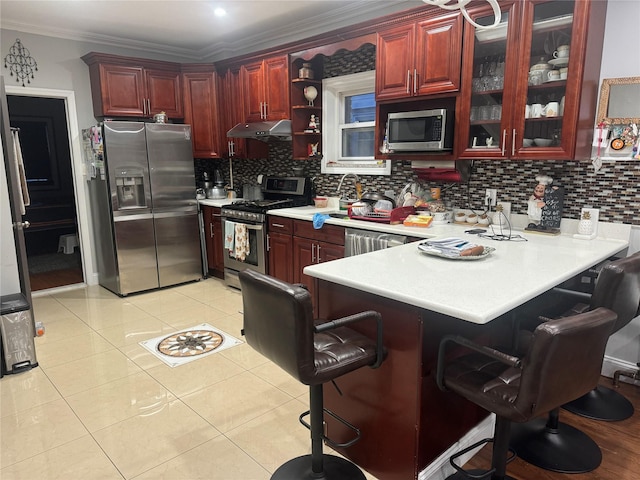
271,454,366,480
562,385,634,421
509,417,601,473
446,470,517,480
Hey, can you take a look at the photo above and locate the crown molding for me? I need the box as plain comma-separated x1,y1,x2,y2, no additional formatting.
2,1,420,62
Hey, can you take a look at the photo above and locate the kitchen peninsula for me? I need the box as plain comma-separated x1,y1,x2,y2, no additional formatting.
301,225,628,480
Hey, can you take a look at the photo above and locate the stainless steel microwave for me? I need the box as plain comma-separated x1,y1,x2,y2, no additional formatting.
386,109,453,152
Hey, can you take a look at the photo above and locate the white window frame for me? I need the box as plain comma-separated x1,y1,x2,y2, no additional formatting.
321,70,390,175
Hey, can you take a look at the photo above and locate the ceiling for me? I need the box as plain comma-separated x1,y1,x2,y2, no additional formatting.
0,0,422,61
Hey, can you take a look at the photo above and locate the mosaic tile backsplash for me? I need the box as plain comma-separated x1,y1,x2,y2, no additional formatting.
196,148,640,225
195,42,640,226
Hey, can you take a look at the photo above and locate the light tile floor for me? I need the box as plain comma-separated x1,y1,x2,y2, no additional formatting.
0,278,378,479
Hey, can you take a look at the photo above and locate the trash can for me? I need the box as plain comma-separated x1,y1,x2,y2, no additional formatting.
1,293,38,376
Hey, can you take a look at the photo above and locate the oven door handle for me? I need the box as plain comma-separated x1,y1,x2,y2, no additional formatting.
222,219,264,232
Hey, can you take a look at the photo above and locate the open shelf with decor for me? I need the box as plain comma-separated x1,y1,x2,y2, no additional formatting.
290,57,324,160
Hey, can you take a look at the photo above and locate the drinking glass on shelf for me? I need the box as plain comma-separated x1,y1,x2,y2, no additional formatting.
488,56,497,76
491,104,502,120
479,105,492,121
496,56,505,76
472,77,482,92
481,75,491,91
470,106,479,121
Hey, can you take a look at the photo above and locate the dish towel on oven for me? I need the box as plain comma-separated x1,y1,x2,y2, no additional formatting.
224,221,235,256
234,223,250,261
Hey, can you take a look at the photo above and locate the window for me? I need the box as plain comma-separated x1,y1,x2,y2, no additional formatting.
321,71,390,175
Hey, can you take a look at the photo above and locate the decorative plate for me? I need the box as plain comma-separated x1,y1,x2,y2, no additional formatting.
610,138,626,150
418,245,495,260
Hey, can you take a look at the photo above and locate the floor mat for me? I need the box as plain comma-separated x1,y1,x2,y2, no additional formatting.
28,251,81,273
139,323,243,368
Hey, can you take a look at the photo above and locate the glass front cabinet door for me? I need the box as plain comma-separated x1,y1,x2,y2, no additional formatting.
457,0,604,160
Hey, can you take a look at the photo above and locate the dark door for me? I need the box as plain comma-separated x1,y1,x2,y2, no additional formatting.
7,95,83,290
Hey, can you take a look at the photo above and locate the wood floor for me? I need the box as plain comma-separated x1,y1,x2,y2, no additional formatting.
29,266,84,291
464,377,640,479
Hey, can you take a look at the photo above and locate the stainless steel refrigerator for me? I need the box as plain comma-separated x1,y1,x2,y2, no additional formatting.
84,121,201,295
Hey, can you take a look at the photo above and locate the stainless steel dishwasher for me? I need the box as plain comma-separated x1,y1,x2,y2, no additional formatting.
344,228,407,256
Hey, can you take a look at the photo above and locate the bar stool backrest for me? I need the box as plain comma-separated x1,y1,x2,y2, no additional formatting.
516,307,617,418
591,252,640,333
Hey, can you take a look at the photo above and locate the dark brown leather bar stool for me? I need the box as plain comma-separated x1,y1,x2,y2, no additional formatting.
557,252,640,421
507,252,640,473
510,254,640,473
239,269,384,480
436,308,617,480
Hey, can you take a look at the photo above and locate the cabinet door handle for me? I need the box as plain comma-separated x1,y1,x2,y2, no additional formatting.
210,223,214,238
311,244,316,263
272,223,285,228
512,129,516,156
263,102,268,119
502,129,507,156
142,97,146,115
146,98,151,116
266,234,271,252
406,70,411,95
413,69,418,94
316,244,321,263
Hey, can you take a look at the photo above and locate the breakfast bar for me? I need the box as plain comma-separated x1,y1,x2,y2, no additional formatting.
303,232,629,480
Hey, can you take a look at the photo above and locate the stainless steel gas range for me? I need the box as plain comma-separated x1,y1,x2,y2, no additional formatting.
221,176,313,288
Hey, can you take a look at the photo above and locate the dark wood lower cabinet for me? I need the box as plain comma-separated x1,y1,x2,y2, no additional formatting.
202,206,224,278
268,232,293,283
267,217,345,315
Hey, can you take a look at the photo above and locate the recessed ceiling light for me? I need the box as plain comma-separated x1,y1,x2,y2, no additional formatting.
214,7,226,17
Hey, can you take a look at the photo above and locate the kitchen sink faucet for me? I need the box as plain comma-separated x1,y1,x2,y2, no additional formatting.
336,173,362,200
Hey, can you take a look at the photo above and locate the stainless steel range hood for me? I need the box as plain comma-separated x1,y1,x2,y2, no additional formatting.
227,119,292,141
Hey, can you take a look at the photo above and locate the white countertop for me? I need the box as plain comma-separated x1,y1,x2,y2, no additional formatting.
269,206,452,238
303,229,628,325
198,198,241,207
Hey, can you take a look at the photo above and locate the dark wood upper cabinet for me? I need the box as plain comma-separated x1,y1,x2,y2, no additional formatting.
82,52,183,119
182,65,222,158
376,12,462,100
455,0,607,160
241,55,289,121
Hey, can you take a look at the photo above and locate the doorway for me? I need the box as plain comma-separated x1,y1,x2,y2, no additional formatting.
7,95,83,290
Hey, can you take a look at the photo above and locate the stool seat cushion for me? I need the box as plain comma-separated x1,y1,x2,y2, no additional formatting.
314,327,378,384
444,353,524,421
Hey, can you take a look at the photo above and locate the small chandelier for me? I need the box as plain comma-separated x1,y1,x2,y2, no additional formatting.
422,0,502,30
4,38,38,87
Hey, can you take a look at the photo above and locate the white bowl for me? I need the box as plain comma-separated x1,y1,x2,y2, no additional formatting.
534,138,553,147
523,138,534,147
466,214,478,224
477,215,490,225
454,213,467,223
